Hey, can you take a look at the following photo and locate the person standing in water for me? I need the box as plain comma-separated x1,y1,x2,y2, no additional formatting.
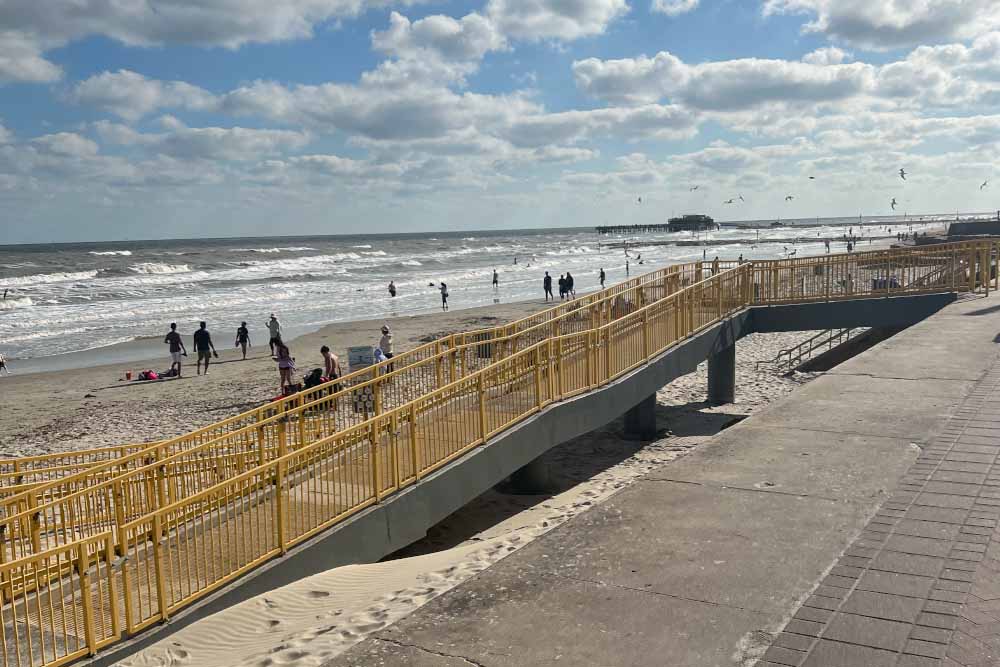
193,321,217,376
164,322,187,377
235,322,250,360
543,272,553,301
388,281,397,298
599,268,606,289
439,282,449,311
492,269,499,290
266,314,281,354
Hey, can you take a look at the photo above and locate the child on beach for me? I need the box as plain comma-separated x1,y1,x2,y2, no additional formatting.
274,339,295,393
235,322,250,360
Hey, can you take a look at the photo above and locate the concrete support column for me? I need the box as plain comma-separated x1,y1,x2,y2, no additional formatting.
707,342,736,405
509,457,553,494
624,394,657,440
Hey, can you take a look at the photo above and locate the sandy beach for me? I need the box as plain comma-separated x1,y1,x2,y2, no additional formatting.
121,326,822,667
0,300,552,458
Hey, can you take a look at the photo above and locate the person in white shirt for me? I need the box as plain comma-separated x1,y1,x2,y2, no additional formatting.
266,314,281,354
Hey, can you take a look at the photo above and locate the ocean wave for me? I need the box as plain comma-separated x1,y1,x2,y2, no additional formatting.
0,296,33,310
399,259,422,266
89,250,133,256
352,244,372,249
128,263,191,275
3,270,99,286
544,246,593,255
362,250,388,256
230,247,316,254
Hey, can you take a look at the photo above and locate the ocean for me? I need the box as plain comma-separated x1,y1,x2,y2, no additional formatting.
0,216,963,373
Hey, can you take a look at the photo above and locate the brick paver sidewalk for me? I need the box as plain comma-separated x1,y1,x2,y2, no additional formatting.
761,362,1000,667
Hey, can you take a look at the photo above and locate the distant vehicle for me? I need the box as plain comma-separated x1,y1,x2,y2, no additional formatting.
770,221,785,228
668,214,718,232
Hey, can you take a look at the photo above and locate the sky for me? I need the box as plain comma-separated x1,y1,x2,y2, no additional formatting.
1,0,999,243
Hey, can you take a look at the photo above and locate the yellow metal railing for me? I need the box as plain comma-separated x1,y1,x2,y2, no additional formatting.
0,240,997,666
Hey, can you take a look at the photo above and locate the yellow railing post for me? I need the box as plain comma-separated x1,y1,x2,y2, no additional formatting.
77,544,98,655
113,479,127,549
297,396,307,446
370,422,380,501
556,337,565,398
586,330,594,388
152,513,169,622
120,527,135,632
535,346,545,407
477,374,488,441
26,493,40,555
969,245,977,292
409,404,421,480
276,459,287,553
642,309,650,360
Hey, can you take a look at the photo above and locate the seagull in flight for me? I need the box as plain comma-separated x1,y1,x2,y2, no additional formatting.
808,176,816,180
637,196,642,204
981,180,989,190
785,195,795,201
891,198,898,211
724,198,735,205
899,168,907,180
689,185,700,192
738,194,745,202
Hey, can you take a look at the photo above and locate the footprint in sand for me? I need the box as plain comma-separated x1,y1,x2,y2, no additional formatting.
307,590,331,599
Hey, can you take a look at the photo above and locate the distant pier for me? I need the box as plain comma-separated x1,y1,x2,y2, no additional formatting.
596,223,675,235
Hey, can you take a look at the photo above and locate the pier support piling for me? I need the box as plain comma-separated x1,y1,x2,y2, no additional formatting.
707,342,736,405
624,394,658,440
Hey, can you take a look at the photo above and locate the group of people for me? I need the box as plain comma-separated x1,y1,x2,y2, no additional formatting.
162,314,398,397
541,268,608,302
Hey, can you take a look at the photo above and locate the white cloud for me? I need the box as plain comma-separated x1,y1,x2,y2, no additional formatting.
651,0,698,16
573,51,874,109
763,0,1000,50
0,30,62,83
372,12,506,64
486,0,629,41
0,122,11,144
72,70,217,121
95,118,311,161
32,132,99,157
802,46,851,65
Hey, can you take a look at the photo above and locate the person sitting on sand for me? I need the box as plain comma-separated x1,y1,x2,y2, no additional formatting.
266,314,281,354
274,338,295,393
193,321,218,376
440,282,449,311
235,322,250,360
164,323,187,377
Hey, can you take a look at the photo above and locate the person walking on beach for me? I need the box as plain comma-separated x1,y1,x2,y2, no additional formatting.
440,282,449,311
599,268,606,289
274,339,295,393
266,314,281,354
492,269,499,290
0,352,8,375
235,322,250,360
558,274,566,300
543,272,553,301
388,281,397,298
164,323,187,378
565,272,576,297
379,325,394,372
193,321,218,376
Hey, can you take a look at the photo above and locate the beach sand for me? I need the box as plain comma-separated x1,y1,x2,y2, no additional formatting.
121,328,822,667
0,300,552,458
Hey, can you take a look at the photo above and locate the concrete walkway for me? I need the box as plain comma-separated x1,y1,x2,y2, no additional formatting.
326,293,1000,667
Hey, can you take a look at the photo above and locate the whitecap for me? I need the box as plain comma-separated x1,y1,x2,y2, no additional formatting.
0,296,33,310
128,263,191,275
2,270,99,286
89,250,133,256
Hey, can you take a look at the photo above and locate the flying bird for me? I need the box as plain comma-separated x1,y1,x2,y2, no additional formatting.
637,196,642,204
724,198,735,205
808,176,816,180
899,168,907,180
738,194,745,202
891,198,898,211
785,195,795,201
689,185,700,192
981,180,989,190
